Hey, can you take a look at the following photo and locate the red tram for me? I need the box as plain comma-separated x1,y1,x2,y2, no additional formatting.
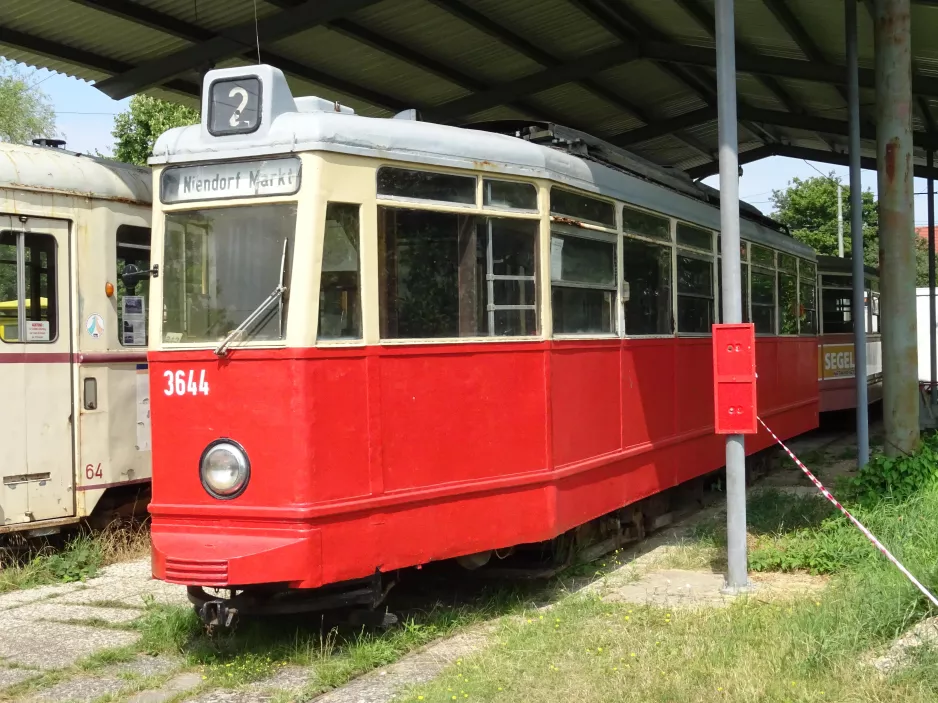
815,256,883,412
145,66,819,618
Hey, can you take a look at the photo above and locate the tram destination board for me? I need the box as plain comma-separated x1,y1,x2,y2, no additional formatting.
160,157,301,203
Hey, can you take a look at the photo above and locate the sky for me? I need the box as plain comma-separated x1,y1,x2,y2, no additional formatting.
17,61,938,228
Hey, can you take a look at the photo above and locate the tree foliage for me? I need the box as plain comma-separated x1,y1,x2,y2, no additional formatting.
0,61,56,145
111,95,198,166
770,174,932,284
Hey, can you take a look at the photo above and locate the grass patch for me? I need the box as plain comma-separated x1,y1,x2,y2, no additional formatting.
404,583,938,703
0,521,149,594
132,587,527,692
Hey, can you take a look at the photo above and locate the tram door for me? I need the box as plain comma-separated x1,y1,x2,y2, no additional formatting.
0,216,73,527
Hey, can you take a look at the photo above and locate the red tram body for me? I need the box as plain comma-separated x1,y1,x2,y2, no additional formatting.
149,338,816,589
146,66,819,606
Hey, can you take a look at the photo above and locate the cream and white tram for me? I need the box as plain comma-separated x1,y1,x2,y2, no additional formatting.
0,141,153,535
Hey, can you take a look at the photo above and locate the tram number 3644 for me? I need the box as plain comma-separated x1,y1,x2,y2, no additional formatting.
163,369,211,397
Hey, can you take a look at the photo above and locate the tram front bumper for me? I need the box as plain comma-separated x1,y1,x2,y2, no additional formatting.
151,526,321,588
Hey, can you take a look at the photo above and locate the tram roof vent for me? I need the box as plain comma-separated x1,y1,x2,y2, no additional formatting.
294,96,355,116
32,138,66,149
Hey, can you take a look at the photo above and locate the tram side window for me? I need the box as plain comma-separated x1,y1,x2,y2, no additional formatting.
319,204,362,341
0,231,57,343
821,289,853,333
551,233,616,335
778,255,798,335
550,188,616,228
751,268,776,334
377,208,538,339
799,260,817,335
377,167,475,205
622,238,672,335
676,252,713,334
116,225,151,347
483,179,537,211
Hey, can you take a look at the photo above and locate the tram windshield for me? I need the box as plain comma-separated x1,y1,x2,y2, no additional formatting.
162,203,295,344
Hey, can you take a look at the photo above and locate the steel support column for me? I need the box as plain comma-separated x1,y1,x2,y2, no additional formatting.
715,0,748,592
929,149,937,405
875,0,920,455
847,0,870,468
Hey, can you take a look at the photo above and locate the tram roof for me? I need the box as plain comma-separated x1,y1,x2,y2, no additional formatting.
0,143,152,205
5,0,938,182
151,64,812,258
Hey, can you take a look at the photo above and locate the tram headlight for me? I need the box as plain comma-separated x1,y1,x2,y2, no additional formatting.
199,440,250,499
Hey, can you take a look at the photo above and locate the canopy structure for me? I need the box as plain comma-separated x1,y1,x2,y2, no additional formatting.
3,0,938,180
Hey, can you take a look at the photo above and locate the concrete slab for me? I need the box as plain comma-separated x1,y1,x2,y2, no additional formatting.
0,620,140,669
599,569,731,609
9,603,142,625
0,666,41,690
111,654,184,679
127,672,203,703
31,675,127,703
0,584,85,612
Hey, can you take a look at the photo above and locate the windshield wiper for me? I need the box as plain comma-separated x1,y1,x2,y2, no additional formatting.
214,284,287,356
214,240,289,357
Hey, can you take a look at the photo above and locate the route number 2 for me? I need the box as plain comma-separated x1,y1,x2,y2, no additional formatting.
164,369,210,397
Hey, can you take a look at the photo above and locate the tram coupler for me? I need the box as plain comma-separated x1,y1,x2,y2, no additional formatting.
198,599,239,633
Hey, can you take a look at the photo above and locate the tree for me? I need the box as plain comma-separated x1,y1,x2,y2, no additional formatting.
111,95,198,166
0,61,56,144
770,174,931,284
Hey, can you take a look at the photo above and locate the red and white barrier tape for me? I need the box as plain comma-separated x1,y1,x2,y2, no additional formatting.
757,417,938,609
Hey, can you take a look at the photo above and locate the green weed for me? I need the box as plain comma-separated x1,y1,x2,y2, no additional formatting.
0,534,102,592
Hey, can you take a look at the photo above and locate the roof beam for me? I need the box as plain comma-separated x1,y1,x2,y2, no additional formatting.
425,0,658,123
67,0,409,111
686,143,938,180
640,41,938,96
92,0,384,99
672,0,803,114
0,26,199,99
618,104,938,150
425,44,641,122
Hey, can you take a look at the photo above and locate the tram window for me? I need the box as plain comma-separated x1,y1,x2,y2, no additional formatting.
676,253,713,334
676,223,712,251
163,204,296,344
778,271,798,334
821,274,851,288
870,291,880,332
622,238,672,335
483,179,537,211
550,188,616,227
377,167,475,205
778,254,797,274
622,205,670,241
717,263,750,324
377,208,538,339
551,233,616,334
116,225,151,347
751,269,776,334
800,279,817,335
319,203,362,341
821,289,853,333
0,231,57,343
800,259,817,282
751,245,775,268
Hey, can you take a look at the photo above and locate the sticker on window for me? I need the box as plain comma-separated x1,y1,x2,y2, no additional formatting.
550,237,564,280
25,320,50,342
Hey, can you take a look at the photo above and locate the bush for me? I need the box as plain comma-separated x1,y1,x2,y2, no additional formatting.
845,431,938,502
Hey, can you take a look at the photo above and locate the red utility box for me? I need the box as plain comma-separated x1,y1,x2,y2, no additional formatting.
712,323,757,435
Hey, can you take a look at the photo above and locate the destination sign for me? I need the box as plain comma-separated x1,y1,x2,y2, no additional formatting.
160,157,301,203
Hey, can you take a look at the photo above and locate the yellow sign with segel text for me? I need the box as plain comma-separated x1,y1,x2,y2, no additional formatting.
818,341,883,381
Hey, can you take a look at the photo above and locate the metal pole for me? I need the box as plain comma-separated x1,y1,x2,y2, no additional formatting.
715,0,748,593
874,0,920,456
928,150,936,405
838,183,845,257
847,0,869,469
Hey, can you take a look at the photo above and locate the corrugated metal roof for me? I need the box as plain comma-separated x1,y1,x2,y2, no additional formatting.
4,0,938,179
